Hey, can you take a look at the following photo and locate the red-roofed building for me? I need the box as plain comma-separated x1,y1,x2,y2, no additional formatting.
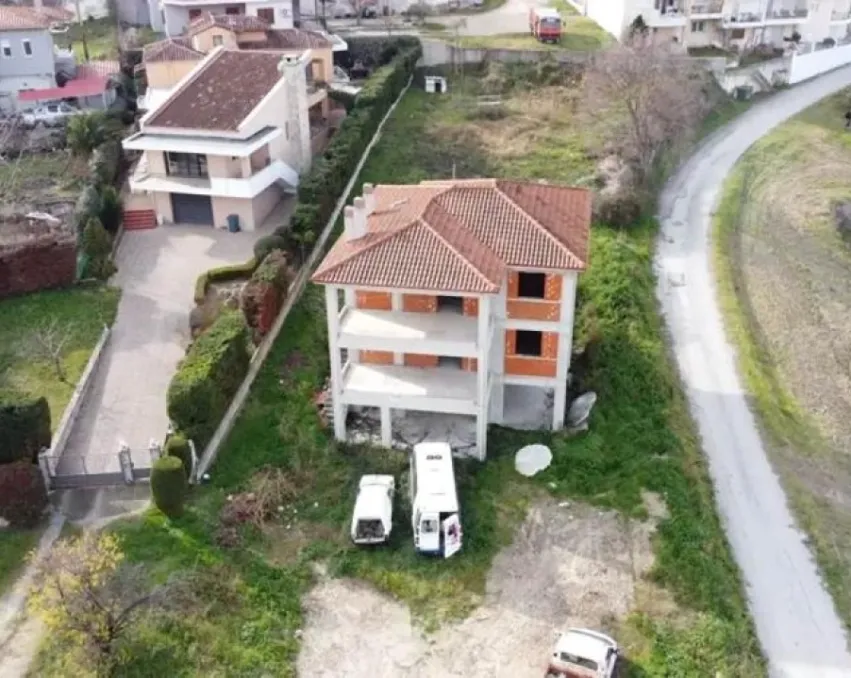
17,60,120,109
311,179,593,458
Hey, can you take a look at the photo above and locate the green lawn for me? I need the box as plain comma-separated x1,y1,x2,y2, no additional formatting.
0,284,120,430
32,76,763,676
64,19,158,61
454,16,610,51
713,90,851,631
0,529,39,593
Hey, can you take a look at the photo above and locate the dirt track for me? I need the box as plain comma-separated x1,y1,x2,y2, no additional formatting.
298,498,665,678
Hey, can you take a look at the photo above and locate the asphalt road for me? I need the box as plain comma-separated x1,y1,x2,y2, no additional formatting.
657,67,851,678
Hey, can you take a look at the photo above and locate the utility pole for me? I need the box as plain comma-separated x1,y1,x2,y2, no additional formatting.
73,0,90,62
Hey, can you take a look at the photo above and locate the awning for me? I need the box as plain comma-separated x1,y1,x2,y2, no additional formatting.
18,77,110,102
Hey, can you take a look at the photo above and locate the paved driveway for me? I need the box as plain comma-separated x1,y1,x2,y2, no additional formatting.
657,67,851,677
58,224,262,475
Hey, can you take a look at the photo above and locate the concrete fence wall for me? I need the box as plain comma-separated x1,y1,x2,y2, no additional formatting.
789,42,851,84
419,38,590,67
47,325,111,474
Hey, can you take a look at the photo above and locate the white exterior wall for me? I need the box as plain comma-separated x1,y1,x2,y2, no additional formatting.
162,0,293,35
245,0,295,28
789,40,851,81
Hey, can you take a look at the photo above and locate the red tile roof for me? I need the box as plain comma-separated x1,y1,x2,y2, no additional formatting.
18,77,109,102
253,28,332,49
0,5,70,30
142,37,202,63
76,60,120,79
187,12,271,35
312,179,592,294
144,49,285,132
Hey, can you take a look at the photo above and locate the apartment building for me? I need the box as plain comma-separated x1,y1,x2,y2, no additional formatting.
576,0,851,49
122,48,311,230
311,179,593,459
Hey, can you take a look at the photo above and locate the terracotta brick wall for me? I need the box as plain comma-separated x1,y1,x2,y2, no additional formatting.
356,290,392,310
360,350,393,365
463,298,478,316
503,330,558,378
0,238,76,299
405,353,439,367
402,294,437,312
506,272,562,321
461,357,478,371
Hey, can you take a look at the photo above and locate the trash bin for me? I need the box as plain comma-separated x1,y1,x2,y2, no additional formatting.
227,214,240,233
734,85,754,101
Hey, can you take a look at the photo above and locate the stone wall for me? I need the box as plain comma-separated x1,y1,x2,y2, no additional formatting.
0,236,77,299
419,38,591,68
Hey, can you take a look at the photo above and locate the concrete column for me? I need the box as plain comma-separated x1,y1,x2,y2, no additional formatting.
380,406,392,447
476,295,491,460
241,156,252,178
489,285,507,425
391,292,403,365
553,273,579,430
343,287,358,364
325,285,347,441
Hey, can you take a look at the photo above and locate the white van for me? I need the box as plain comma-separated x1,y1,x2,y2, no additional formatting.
351,475,395,545
410,442,462,558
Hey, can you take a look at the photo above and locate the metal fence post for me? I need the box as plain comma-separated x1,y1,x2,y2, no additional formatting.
37,447,52,491
118,442,134,485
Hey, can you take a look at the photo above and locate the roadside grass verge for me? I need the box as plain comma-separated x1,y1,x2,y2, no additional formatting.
454,16,610,51
31,74,763,675
712,90,851,630
0,284,120,430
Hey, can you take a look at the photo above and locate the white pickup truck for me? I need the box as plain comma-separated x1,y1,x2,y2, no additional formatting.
21,102,81,128
350,475,395,545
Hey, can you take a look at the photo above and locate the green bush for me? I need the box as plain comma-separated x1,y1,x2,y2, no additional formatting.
193,259,257,304
329,89,357,112
345,36,421,68
81,217,116,280
98,185,123,234
88,138,123,186
0,461,47,527
74,184,102,235
289,43,421,254
0,396,51,465
167,311,250,448
164,433,192,478
253,234,289,263
150,455,187,517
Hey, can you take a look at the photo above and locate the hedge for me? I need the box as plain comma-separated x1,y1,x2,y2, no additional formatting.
164,433,192,478
166,311,250,448
0,396,51,465
288,42,421,255
150,455,187,517
193,259,258,304
343,36,421,68
0,461,48,527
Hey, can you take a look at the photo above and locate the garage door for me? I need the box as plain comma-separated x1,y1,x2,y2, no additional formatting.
170,193,213,225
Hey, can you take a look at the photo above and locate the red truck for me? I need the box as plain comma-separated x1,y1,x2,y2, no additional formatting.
529,7,562,44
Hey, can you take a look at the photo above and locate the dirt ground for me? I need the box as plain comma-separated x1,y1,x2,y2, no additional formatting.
298,496,670,678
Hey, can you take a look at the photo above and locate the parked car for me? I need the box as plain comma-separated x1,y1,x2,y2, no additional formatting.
545,628,619,678
21,102,81,128
351,475,395,545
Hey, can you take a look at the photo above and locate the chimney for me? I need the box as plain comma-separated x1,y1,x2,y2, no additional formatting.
344,204,365,241
363,183,375,215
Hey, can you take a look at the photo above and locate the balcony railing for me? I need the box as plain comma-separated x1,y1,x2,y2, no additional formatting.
766,7,808,19
832,9,851,20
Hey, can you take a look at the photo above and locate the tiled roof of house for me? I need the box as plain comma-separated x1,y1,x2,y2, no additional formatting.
0,5,71,30
312,179,592,294
142,37,202,63
187,12,271,35
247,28,332,50
145,49,285,132
76,60,120,79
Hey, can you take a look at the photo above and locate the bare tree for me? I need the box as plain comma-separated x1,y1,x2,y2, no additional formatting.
27,317,74,383
29,532,176,677
581,39,711,185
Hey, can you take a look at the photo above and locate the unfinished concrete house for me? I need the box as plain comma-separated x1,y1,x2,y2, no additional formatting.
310,179,593,459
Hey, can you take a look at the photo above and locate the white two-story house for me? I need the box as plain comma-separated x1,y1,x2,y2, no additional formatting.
153,0,297,36
311,179,593,459
122,47,311,230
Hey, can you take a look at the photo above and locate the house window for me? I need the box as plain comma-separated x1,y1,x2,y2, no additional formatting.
257,7,274,23
224,5,241,13
691,20,705,32
21,39,32,56
731,28,745,39
188,8,202,19
517,272,546,299
165,152,208,178
437,296,463,313
515,330,543,357
212,35,224,46
1,41,11,58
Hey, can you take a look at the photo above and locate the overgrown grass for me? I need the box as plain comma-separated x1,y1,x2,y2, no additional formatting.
712,90,851,630
454,16,610,51
0,152,76,203
63,18,158,61
32,73,764,676
0,284,120,428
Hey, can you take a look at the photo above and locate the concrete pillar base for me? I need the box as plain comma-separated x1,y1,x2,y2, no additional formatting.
380,407,392,447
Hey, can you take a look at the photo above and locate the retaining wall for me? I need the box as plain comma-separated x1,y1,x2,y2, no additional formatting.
419,38,591,67
789,42,851,84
